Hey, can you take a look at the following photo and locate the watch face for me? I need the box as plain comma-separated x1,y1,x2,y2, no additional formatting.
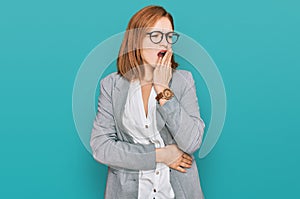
163,89,174,99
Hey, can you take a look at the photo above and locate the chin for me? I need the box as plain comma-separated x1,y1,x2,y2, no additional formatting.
143,59,156,68
149,62,156,67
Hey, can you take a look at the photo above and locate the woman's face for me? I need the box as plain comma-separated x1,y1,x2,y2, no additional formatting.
141,17,173,67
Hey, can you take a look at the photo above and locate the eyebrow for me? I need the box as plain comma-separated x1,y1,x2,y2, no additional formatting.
148,29,174,33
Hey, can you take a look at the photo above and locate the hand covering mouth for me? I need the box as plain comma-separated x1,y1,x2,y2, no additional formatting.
157,50,167,58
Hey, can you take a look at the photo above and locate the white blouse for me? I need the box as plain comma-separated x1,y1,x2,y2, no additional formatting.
122,80,175,199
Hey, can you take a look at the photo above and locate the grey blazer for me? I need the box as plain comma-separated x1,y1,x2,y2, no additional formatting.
90,69,206,199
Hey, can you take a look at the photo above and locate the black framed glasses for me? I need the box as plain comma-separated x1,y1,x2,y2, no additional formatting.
146,31,180,44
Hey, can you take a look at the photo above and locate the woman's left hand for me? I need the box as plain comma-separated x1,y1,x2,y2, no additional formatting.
153,49,173,94
168,153,193,173
157,144,193,173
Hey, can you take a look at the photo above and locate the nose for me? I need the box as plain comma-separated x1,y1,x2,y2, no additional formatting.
159,33,168,47
159,39,170,49
160,44,168,49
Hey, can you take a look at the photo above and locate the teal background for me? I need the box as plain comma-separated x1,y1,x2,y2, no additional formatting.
1,0,299,198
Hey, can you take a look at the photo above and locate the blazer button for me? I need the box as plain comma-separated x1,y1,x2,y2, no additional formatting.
145,124,148,128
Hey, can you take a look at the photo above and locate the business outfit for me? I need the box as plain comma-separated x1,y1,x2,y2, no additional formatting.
123,80,175,199
90,69,206,199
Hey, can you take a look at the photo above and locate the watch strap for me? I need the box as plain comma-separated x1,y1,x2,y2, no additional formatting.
155,92,164,102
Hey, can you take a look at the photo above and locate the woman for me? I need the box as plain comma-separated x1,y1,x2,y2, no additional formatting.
90,5,206,199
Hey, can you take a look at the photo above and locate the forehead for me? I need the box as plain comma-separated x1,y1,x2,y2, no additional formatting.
148,17,173,32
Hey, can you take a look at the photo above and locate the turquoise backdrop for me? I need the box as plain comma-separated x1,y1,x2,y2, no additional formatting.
1,0,299,198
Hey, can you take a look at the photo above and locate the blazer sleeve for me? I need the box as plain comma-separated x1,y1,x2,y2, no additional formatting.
90,75,156,170
156,71,206,155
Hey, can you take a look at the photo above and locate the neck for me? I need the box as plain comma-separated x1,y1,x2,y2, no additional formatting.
140,64,154,85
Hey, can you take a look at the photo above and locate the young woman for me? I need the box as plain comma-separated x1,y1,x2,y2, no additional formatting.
90,5,206,199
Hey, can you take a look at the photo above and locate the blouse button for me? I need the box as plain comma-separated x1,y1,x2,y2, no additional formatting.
153,188,156,193
145,124,148,128
156,171,159,175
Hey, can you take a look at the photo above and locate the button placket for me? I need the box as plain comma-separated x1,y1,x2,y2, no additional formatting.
152,168,159,197
144,117,150,129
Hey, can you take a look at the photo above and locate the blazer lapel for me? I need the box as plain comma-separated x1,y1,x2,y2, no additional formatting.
112,75,130,134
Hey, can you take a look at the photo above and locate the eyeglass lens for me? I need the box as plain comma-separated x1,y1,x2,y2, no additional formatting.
149,31,179,44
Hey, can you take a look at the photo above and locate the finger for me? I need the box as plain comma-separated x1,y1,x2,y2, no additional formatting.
179,161,192,168
166,49,173,67
155,55,162,67
181,157,193,165
161,50,172,80
176,166,187,173
166,50,172,67
161,49,172,66
157,55,163,67
182,153,193,161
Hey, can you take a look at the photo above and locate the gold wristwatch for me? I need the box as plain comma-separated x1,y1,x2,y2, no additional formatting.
155,88,174,102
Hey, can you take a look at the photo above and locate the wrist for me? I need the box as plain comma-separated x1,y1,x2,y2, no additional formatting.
155,87,174,103
155,148,165,163
154,85,168,94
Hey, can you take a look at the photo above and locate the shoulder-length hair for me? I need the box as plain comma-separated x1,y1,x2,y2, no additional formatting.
117,5,179,80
